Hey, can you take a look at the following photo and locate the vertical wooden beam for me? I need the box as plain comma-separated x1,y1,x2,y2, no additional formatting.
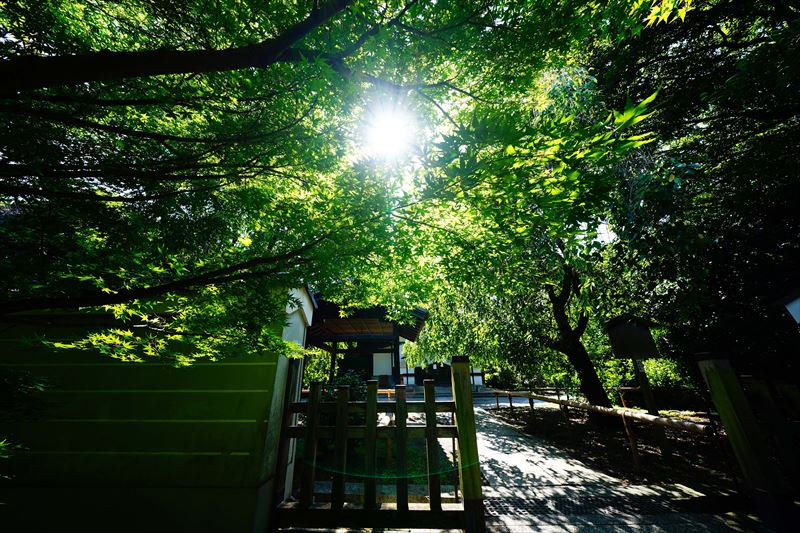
697,357,789,496
331,385,349,510
329,344,337,382
392,324,401,386
632,359,671,458
424,380,442,511
451,411,459,503
618,392,641,476
395,384,408,511
632,360,659,415
273,358,300,504
451,356,486,533
300,382,321,508
364,380,378,510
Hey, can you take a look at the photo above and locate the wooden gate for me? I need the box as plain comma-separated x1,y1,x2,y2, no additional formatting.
273,356,485,531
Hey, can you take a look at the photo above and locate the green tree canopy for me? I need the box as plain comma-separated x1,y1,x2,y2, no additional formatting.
3,0,796,400
0,1,648,361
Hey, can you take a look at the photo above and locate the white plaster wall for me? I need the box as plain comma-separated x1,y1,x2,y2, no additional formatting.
373,352,392,377
278,287,314,504
282,287,314,345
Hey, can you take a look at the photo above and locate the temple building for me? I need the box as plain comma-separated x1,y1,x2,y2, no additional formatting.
305,297,483,388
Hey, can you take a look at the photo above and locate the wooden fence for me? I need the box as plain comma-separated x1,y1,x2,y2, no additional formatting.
492,389,710,434
273,356,485,532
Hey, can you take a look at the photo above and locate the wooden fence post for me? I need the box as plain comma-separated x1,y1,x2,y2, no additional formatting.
424,380,442,511
618,392,641,476
451,356,486,533
395,384,408,512
364,380,378,510
451,411,459,503
300,382,321,508
331,385,349,510
697,357,789,496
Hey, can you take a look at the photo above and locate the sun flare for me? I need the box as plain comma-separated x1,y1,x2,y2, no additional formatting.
362,106,416,160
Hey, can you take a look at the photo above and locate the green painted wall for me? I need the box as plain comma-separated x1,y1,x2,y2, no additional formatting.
0,321,289,532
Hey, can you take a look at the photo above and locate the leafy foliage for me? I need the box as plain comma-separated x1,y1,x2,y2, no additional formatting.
1,1,797,404
594,0,800,373
322,370,368,402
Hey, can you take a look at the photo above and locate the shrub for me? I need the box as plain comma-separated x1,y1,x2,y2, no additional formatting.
322,370,368,401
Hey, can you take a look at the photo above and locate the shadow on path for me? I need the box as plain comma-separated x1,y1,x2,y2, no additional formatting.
474,407,755,532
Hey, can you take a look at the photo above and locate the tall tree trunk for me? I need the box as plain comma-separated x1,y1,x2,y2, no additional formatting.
561,340,612,408
546,261,611,408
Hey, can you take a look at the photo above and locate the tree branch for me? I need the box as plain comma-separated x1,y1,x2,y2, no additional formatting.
0,183,224,203
0,238,326,315
0,0,350,95
0,96,318,145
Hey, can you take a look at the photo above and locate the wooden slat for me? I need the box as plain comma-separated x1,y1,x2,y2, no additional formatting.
289,401,456,414
424,380,442,511
0,361,277,390
285,425,458,439
275,502,466,529
331,385,349,510
35,390,272,420
1,486,258,533
0,451,256,487
300,382,321,508
0,420,261,453
395,384,408,512
364,380,378,510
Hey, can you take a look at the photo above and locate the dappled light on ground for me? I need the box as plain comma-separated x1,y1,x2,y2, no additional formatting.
476,406,763,532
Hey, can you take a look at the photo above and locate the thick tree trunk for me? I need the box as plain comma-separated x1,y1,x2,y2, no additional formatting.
0,0,349,95
546,260,611,409
562,341,612,408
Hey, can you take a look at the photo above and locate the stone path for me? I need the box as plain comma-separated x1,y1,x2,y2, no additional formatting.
475,406,748,532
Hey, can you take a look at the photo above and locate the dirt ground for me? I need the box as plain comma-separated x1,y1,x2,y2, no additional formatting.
490,404,743,502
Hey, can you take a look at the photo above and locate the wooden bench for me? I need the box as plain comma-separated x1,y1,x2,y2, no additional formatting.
378,387,396,401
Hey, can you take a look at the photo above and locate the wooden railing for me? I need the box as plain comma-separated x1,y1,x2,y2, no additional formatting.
273,356,485,532
492,388,710,434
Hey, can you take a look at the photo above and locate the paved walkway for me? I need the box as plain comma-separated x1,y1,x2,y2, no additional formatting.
475,406,748,532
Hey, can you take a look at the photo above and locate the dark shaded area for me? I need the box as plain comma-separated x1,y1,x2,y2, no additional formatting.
622,386,708,412
594,0,800,379
295,435,456,488
492,406,738,493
